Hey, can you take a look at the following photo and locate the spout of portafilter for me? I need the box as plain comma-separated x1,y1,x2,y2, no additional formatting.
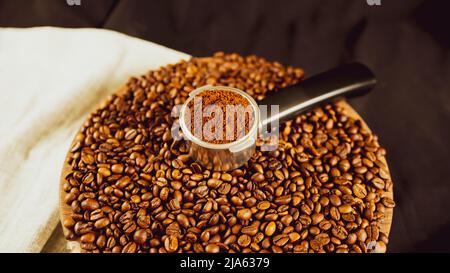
258,62,377,128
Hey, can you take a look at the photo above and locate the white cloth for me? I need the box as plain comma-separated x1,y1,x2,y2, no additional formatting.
0,27,189,252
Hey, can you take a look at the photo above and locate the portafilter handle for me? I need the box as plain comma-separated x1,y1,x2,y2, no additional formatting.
258,62,377,127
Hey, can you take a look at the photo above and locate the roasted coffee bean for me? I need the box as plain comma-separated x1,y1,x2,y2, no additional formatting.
273,234,289,246
311,213,324,225
80,233,96,244
133,229,148,245
352,184,367,199
339,204,352,214
221,173,233,182
299,214,312,226
257,201,271,210
366,225,380,241
205,243,220,253
94,218,110,229
332,225,348,240
315,233,330,246
123,221,137,234
116,176,132,189
122,242,137,253
237,208,252,221
265,221,277,236
329,195,341,207
177,214,190,228
289,232,301,243
381,197,396,208
63,53,393,253
238,234,251,247
357,229,368,242
63,217,75,228
80,198,100,211
207,178,222,189
347,233,357,245
137,215,151,229
371,177,385,190
241,225,259,236
218,183,231,195
342,213,355,222
275,195,291,205
251,173,265,183
281,215,293,226
310,239,322,251
96,235,106,249
199,230,210,242
330,207,341,221
111,164,124,174
165,235,179,253
160,187,170,201
319,220,332,231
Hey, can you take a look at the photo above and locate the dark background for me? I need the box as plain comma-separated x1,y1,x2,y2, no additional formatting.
1,0,449,252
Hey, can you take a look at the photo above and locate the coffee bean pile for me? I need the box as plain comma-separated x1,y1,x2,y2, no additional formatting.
62,52,395,253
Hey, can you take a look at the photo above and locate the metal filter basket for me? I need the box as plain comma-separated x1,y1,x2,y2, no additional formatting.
179,85,260,171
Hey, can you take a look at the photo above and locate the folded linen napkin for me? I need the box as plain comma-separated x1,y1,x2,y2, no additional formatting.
0,27,189,252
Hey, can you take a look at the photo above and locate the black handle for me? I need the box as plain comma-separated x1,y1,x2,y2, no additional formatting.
258,62,376,127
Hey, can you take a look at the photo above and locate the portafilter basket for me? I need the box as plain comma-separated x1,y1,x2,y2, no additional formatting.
179,63,377,171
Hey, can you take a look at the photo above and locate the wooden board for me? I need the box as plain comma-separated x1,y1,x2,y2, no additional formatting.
60,91,394,253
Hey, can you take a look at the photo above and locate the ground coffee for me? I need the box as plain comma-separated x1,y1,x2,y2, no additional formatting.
185,89,254,144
